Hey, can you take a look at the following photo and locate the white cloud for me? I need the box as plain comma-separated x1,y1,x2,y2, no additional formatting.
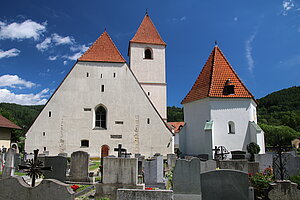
66,52,83,60
0,74,36,88
63,61,68,65
0,88,49,105
52,33,74,45
36,37,51,51
48,56,57,61
70,44,89,52
245,31,257,73
234,17,238,21
282,0,294,15
0,20,46,40
180,16,187,21
0,48,21,59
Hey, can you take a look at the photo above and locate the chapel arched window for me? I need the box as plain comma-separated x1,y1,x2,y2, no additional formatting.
144,48,153,59
95,106,107,129
228,121,235,134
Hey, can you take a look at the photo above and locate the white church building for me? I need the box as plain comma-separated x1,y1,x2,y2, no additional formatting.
25,14,173,158
179,46,265,159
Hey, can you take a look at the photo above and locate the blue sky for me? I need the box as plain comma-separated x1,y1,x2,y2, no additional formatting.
0,0,299,106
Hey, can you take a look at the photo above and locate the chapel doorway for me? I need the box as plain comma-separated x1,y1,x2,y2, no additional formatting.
101,145,110,158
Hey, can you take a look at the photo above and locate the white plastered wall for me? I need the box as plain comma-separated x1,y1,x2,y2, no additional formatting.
0,128,11,149
129,43,166,119
25,61,173,158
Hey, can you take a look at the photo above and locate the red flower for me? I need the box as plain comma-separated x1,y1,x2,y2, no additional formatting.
71,184,80,191
145,187,153,190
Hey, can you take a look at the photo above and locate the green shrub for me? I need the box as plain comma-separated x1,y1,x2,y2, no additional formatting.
247,142,260,161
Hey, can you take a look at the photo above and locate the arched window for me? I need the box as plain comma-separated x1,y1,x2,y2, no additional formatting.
144,48,152,59
228,121,235,134
95,106,107,129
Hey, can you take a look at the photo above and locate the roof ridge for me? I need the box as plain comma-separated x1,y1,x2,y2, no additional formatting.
130,14,166,46
208,47,217,96
104,31,126,62
78,31,126,63
215,47,254,98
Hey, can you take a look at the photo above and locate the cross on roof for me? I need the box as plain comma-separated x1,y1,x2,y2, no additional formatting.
114,144,126,158
19,149,52,187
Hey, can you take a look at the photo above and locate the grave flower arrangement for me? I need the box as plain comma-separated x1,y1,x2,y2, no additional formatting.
250,168,274,198
71,184,80,191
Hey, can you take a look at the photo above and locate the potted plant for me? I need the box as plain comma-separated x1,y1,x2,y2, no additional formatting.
247,142,260,162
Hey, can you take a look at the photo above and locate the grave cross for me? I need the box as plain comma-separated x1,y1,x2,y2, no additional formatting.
114,144,126,158
212,146,229,160
18,149,52,187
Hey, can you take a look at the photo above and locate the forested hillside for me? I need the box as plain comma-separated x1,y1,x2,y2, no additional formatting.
257,86,300,132
0,103,43,145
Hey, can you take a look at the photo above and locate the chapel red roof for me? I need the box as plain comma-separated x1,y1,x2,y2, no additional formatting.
168,122,185,133
0,115,21,129
78,31,126,63
130,14,166,46
181,46,254,104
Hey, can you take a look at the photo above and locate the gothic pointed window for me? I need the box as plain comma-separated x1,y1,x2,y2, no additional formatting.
95,106,107,129
144,48,152,59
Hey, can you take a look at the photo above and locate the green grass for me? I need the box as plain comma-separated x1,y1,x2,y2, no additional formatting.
0,171,26,176
89,161,100,171
76,184,91,192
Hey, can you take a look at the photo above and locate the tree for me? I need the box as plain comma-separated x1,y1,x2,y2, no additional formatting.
260,124,300,147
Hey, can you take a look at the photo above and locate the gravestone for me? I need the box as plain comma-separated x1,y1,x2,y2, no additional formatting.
200,160,217,172
269,180,300,200
201,169,254,200
43,156,67,182
102,157,138,185
167,154,177,169
58,153,68,157
95,157,144,200
14,153,21,171
117,189,173,200
2,148,15,178
231,150,246,160
144,155,164,188
219,159,248,172
0,152,3,172
248,162,259,175
0,176,75,200
255,153,273,172
69,151,89,182
173,158,202,199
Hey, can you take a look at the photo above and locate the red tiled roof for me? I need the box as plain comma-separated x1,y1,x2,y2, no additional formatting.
78,31,126,63
168,122,185,133
0,115,21,129
181,46,254,104
130,14,166,46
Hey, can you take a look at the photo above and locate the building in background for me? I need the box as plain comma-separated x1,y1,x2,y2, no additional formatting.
179,45,265,159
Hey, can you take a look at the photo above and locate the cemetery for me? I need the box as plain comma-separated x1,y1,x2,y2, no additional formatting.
0,141,300,200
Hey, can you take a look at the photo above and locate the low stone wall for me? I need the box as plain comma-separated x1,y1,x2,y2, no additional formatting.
0,176,75,200
269,180,300,200
117,189,173,200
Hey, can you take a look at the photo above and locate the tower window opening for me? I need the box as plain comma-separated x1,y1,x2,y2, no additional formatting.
228,121,235,134
223,79,235,95
144,48,152,59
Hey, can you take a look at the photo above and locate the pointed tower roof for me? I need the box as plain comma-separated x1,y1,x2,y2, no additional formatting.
130,14,166,46
181,46,254,104
78,31,126,63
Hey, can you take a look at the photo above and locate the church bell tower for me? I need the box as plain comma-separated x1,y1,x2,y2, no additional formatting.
129,13,167,120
